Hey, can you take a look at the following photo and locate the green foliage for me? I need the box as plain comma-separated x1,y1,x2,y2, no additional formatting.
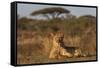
17,15,96,37
31,7,70,19
31,7,70,15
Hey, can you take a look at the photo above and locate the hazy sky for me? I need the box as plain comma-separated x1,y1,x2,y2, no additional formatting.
17,3,96,18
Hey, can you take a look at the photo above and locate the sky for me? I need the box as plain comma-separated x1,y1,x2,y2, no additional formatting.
17,3,96,19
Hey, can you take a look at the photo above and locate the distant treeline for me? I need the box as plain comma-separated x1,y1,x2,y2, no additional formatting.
17,15,96,36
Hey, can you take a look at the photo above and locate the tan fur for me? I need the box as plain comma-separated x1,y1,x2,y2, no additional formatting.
74,48,82,57
59,47,73,58
74,48,88,57
49,32,73,59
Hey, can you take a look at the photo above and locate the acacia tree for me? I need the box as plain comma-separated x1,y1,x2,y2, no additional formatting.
30,7,70,20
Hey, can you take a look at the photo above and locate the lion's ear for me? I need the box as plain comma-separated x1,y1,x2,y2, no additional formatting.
49,33,54,37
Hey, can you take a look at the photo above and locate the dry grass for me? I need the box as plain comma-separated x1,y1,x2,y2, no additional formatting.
17,15,96,64
17,29,96,64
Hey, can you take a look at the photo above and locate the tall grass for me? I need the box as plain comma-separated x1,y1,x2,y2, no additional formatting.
17,15,96,64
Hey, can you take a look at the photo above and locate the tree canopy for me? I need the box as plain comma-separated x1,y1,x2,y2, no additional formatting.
31,7,70,19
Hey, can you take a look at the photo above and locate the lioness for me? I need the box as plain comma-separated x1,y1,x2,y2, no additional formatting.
49,32,73,59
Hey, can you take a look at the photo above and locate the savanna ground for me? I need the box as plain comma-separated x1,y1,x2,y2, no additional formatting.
17,8,97,64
